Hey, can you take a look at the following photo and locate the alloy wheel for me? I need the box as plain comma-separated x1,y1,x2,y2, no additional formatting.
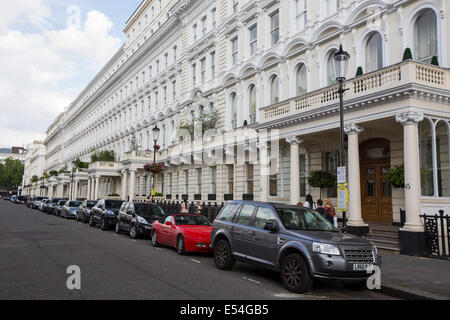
215,242,227,266
130,226,137,239
284,258,303,289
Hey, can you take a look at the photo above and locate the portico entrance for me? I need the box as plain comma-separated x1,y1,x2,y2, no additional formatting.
360,139,393,223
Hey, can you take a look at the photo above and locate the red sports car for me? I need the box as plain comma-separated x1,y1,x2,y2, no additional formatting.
151,214,213,255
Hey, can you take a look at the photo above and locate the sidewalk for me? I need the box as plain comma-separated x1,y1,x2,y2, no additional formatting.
379,250,450,300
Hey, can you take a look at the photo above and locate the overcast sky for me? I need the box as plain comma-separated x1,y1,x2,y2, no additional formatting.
0,0,142,149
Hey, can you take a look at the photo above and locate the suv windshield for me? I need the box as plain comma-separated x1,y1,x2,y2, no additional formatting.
174,215,212,226
58,201,66,206
86,201,97,208
276,208,337,232
105,200,124,209
134,204,164,218
35,197,46,201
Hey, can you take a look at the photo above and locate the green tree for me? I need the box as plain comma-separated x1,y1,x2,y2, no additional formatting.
31,175,39,184
178,109,219,141
0,158,24,190
91,150,115,163
307,170,336,199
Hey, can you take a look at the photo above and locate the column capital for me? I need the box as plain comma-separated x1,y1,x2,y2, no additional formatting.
344,123,364,135
286,136,303,145
129,168,137,173
395,112,424,126
257,140,269,150
121,169,128,175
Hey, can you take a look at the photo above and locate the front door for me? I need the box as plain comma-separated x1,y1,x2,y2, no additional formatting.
361,162,393,223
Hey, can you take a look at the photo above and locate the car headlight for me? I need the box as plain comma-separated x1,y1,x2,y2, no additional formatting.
106,210,115,216
312,242,341,256
137,216,149,224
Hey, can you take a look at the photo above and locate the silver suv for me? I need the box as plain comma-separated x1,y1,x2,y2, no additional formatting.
211,201,381,293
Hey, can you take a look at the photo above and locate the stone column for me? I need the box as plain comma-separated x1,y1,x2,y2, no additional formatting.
87,178,91,200
259,141,270,202
73,180,79,200
94,176,100,201
286,136,302,205
129,169,136,202
344,123,369,237
396,111,425,256
121,170,128,200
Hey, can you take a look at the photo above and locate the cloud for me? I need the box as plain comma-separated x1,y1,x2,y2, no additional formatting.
0,2,122,148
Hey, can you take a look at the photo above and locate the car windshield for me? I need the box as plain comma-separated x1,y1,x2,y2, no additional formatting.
134,204,165,218
68,201,82,207
51,199,60,204
105,200,124,209
174,215,212,226
58,201,66,205
35,197,46,201
86,201,97,208
276,208,338,232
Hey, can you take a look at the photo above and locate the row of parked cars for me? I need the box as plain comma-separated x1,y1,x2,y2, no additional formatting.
13,195,381,293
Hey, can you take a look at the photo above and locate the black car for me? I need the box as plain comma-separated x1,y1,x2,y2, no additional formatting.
76,200,98,222
15,196,27,205
211,201,380,293
54,200,68,216
89,199,125,230
61,201,83,219
115,202,165,239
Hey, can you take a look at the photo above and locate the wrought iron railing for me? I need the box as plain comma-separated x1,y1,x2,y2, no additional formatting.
420,210,450,260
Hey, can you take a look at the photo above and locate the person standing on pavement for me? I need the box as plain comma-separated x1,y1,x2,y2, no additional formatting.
304,194,316,210
180,200,189,213
324,198,337,226
316,199,327,219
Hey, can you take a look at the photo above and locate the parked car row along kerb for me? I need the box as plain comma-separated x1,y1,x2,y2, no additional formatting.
16,197,381,294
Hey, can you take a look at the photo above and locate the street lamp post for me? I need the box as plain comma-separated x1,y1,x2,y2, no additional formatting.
333,45,350,233
69,161,75,201
151,125,161,202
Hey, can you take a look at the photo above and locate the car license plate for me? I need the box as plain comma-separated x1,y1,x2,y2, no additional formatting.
353,264,373,271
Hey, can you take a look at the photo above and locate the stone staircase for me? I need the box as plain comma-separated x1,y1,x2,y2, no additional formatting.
365,223,401,252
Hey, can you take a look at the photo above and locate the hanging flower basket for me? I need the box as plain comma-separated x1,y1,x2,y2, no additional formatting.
154,144,161,151
144,163,165,173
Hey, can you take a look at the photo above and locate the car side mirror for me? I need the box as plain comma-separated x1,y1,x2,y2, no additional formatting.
166,221,173,226
264,222,278,232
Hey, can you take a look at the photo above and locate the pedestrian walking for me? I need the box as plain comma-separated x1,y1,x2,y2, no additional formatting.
304,194,316,210
324,198,337,227
146,196,151,203
316,199,327,219
180,200,189,213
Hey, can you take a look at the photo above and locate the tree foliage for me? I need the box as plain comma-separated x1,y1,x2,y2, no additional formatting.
0,158,24,190
74,158,89,169
178,109,219,141
307,170,336,199
91,150,115,163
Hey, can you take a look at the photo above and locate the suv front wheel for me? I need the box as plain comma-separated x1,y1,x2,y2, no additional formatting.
280,253,313,294
214,239,235,270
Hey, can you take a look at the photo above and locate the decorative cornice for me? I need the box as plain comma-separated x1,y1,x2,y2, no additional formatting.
395,112,424,126
285,136,303,145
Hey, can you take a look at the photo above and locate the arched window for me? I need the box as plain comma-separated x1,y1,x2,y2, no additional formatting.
414,9,438,63
296,63,307,96
436,121,449,197
326,49,338,86
230,93,237,129
248,85,256,124
419,119,434,196
270,75,279,104
365,32,383,72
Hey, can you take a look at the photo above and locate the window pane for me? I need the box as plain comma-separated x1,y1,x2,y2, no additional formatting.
270,76,279,104
414,10,438,62
366,32,383,72
436,122,450,197
419,120,434,196
234,205,255,226
254,207,277,229
327,50,337,85
296,64,307,95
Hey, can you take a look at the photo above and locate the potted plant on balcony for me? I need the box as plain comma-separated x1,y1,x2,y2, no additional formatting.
144,163,165,174
402,48,413,61
431,56,439,66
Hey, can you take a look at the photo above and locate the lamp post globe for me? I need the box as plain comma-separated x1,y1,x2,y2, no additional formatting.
333,44,350,82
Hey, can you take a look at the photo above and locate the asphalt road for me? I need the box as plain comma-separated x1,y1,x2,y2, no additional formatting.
0,200,396,300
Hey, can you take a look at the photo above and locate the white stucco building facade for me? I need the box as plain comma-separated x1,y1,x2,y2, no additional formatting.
22,0,450,255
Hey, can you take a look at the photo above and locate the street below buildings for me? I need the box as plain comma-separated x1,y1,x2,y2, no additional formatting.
0,201,396,300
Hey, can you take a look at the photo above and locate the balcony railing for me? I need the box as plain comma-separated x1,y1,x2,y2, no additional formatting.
260,61,449,123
